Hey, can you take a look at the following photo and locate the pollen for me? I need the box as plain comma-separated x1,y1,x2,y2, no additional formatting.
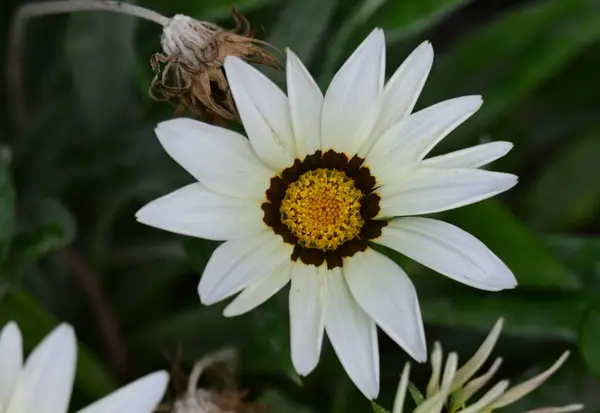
280,169,364,251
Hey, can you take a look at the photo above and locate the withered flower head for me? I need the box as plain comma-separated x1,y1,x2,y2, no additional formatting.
157,348,263,413
149,8,280,123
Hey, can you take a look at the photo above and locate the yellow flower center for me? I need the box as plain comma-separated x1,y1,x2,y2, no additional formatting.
280,168,364,251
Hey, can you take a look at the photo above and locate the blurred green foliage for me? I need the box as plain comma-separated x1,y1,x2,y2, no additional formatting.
1,0,599,411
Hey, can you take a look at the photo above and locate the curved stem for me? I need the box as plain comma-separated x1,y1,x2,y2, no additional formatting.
7,0,170,129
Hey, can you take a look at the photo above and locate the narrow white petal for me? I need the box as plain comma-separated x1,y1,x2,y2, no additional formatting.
452,318,504,390
367,96,483,185
77,371,169,413
0,322,23,408
289,263,325,376
198,232,293,305
426,342,443,397
344,249,426,362
424,141,513,169
224,56,296,169
136,183,263,241
6,324,77,413
392,363,411,413
155,118,273,199
525,404,584,413
489,351,571,409
286,49,323,158
377,218,517,291
324,268,379,399
371,41,434,141
321,29,385,154
379,167,518,217
459,380,509,413
223,262,292,317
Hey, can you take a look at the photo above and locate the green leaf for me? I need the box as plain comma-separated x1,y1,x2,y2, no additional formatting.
545,236,600,292
522,127,600,230
268,0,337,65
244,297,301,385
9,198,76,274
258,390,313,413
322,0,471,79
408,382,425,406
425,0,600,145
182,237,219,275
371,400,392,413
444,200,579,290
580,305,600,381
421,290,584,341
379,0,472,43
0,287,116,398
64,8,137,137
129,296,299,382
0,155,15,265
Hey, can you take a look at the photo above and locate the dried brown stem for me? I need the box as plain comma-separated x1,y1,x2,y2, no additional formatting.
65,248,129,379
7,0,169,129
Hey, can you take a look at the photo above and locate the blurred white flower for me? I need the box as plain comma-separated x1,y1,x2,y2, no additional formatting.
137,28,518,399
389,319,583,413
0,321,169,413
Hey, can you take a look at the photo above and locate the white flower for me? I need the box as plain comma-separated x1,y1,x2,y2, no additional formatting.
0,321,169,413
136,28,518,399
389,319,583,413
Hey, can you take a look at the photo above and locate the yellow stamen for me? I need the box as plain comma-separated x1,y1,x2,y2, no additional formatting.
280,169,364,250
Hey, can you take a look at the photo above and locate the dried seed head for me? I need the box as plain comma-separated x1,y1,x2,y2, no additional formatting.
161,15,222,69
156,348,263,413
149,7,281,123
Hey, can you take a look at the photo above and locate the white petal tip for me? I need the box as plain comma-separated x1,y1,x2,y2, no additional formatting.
416,40,434,55
294,364,316,377
54,323,76,341
222,306,241,318
468,95,484,108
145,370,170,389
1,321,20,336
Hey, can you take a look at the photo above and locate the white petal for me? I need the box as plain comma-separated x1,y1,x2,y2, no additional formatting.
77,371,169,413
324,268,379,399
223,261,292,317
224,56,296,169
371,41,433,141
379,167,518,217
392,363,411,413
344,249,426,362
0,322,23,408
424,141,513,169
377,218,517,291
6,324,76,413
489,351,571,409
289,263,325,376
136,183,263,241
155,118,273,199
321,29,385,154
367,96,483,185
286,49,323,159
198,232,293,305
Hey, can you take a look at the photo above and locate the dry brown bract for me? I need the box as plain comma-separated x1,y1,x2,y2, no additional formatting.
150,8,280,123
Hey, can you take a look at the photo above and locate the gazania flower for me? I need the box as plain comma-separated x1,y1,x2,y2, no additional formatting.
0,321,168,413
386,319,583,413
136,29,518,398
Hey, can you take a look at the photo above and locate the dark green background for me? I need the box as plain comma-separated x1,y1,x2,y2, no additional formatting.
1,0,599,411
